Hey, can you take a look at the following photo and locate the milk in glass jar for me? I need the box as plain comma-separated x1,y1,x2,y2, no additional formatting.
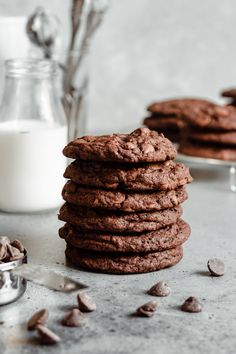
0,59,67,212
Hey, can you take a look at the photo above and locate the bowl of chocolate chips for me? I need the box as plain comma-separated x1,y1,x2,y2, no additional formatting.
0,236,27,305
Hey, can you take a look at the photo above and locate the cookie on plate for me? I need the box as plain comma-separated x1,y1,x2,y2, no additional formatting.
182,103,236,131
188,129,236,146
143,98,211,142
178,140,236,161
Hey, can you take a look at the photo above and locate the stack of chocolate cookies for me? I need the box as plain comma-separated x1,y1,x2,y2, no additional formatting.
143,98,208,143
178,101,236,161
59,128,192,274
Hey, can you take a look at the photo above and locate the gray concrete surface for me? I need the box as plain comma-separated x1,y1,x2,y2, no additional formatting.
0,165,235,354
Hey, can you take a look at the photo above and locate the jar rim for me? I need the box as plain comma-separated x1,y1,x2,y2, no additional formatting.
5,58,58,78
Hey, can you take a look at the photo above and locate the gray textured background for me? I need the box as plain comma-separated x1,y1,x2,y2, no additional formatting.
1,0,236,133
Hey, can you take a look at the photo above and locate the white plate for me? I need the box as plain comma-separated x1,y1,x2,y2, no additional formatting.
177,153,236,192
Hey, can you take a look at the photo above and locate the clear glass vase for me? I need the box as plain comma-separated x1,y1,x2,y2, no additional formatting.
0,59,68,213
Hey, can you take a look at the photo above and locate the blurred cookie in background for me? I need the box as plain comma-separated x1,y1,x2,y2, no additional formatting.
143,98,210,143
221,88,236,106
178,102,236,161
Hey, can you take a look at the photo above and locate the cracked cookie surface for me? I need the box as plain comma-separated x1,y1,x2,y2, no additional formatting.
63,128,176,163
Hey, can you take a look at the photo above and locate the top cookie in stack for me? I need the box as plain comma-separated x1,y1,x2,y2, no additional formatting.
59,128,192,274
143,98,209,143
178,101,236,161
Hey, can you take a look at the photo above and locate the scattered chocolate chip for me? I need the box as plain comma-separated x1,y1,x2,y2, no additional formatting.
36,324,61,345
7,244,24,261
0,236,10,246
136,301,158,317
181,297,202,313
148,281,171,297
0,237,25,263
27,309,49,330
10,239,24,253
59,282,77,291
77,292,96,312
0,244,7,261
207,258,224,277
62,308,86,327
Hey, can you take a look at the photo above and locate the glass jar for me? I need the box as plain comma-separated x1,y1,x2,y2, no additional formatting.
0,59,67,213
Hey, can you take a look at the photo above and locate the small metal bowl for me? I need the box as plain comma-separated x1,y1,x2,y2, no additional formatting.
0,251,27,306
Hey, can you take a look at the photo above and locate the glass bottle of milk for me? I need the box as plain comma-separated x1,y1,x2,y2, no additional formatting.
0,59,68,213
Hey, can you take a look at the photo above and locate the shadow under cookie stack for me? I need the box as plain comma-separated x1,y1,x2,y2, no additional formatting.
59,128,192,274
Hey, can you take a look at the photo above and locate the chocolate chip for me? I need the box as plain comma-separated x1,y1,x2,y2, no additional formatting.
59,282,77,291
136,301,158,317
207,258,224,277
36,324,61,345
181,297,202,313
148,281,171,297
143,143,155,154
0,244,7,261
62,308,86,327
0,236,10,246
77,292,96,312
27,309,49,330
10,239,24,253
7,244,24,261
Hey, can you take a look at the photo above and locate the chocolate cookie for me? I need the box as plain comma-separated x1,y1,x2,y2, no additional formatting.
63,128,176,163
178,141,236,161
143,116,185,130
147,98,210,115
189,130,236,146
65,245,183,274
62,182,188,212
59,203,182,233
183,103,236,131
143,116,185,142
64,160,192,191
221,88,236,98
60,219,190,253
